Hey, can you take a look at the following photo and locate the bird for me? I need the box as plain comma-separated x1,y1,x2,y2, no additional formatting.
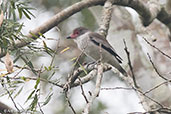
67,27,127,76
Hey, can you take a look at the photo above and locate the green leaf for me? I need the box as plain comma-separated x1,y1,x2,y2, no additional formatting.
43,41,53,56
38,32,46,38
20,76,26,81
43,93,53,106
25,90,35,103
22,9,31,19
79,63,87,74
47,71,55,80
30,94,38,111
29,32,39,39
17,7,23,19
44,66,48,71
14,86,23,98
25,8,35,18
34,78,40,89
16,23,23,34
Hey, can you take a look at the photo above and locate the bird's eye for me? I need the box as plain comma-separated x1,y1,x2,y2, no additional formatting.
75,31,79,34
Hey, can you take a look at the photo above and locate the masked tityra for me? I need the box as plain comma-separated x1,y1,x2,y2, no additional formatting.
67,27,127,76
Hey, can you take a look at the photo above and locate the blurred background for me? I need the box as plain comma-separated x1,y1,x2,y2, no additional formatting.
0,0,171,114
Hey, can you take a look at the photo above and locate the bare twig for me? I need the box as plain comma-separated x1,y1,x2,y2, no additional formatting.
123,39,139,88
143,37,171,60
49,28,61,67
135,88,163,108
5,87,20,113
38,102,45,114
78,77,89,103
64,92,76,114
147,53,168,80
63,49,85,92
143,80,171,95
101,87,132,90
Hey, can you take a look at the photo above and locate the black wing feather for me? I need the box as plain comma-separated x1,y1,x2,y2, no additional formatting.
90,34,122,63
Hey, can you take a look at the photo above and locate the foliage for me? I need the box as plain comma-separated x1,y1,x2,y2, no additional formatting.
0,0,35,52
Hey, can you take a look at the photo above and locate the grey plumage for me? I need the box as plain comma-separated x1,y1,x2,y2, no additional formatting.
67,27,127,76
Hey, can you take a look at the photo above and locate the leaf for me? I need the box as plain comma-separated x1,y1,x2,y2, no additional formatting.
25,8,35,18
25,90,35,103
29,32,39,39
21,56,37,75
70,56,77,61
30,94,38,111
20,76,27,81
38,32,46,38
22,9,31,19
60,47,70,54
47,71,55,80
79,63,88,74
44,66,48,71
34,78,40,89
4,52,13,73
16,23,23,34
14,86,23,98
43,41,53,56
43,93,53,106
17,7,22,19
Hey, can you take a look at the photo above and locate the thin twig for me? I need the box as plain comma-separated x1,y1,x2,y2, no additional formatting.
5,76,63,88
5,88,20,113
38,102,45,114
147,53,168,80
101,87,132,90
143,37,171,60
65,92,76,114
49,27,61,67
63,49,85,92
132,87,163,108
78,77,88,103
143,80,171,95
123,39,139,88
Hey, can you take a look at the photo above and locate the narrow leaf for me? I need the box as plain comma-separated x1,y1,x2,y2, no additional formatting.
22,9,31,19
34,78,40,89
25,90,35,103
43,93,53,106
14,86,23,98
60,47,70,54
79,63,87,74
30,94,38,111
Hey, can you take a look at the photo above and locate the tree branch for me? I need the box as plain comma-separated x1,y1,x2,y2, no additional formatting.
82,64,103,114
0,0,170,58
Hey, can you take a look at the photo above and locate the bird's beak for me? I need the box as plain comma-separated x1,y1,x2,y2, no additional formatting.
66,36,71,39
66,34,77,39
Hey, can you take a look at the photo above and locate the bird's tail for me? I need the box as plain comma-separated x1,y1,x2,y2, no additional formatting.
118,66,127,76
110,61,127,76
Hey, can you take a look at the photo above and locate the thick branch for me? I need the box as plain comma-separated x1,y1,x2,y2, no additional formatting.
99,0,113,37
82,64,103,114
1,0,170,58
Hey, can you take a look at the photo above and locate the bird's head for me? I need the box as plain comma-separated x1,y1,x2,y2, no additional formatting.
67,27,89,39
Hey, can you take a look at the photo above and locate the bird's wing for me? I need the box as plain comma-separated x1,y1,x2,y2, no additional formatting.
88,32,122,63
